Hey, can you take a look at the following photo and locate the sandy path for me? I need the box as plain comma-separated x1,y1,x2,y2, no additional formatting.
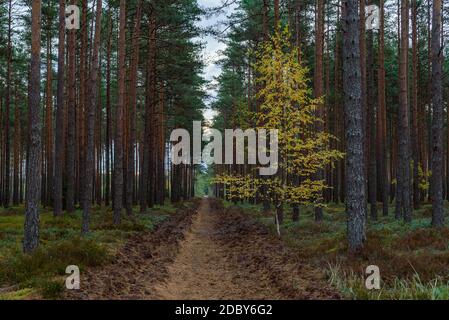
152,199,277,299
65,198,339,300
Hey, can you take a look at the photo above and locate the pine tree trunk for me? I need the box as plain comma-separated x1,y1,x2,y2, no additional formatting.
411,0,420,209
3,0,13,208
367,3,377,220
54,0,66,216
24,0,43,253
274,0,279,30
82,0,102,234
157,88,165,205
314,0,325,222
77,0,88,207
359,0,367,186
66,0,76,213
295,0,302,62
105,11,112,207
343,0,366,254
141,12,156,211
126,0,142,216
421,0,431,202
325,4,331,203
95,58,102,207
430,0,444,227
262,0,269,39
377,0,389,216
395,0,412,222
333,3,342,204
114,0,127,224
45,17,53,208
13,90,20,206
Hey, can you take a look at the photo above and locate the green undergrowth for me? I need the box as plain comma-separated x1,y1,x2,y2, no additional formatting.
0,201,180,299
232,200,449,299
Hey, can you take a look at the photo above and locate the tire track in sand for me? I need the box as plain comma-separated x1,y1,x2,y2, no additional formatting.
151,199,339,299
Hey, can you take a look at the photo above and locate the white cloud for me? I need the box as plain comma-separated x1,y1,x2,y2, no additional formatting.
195,0,236,121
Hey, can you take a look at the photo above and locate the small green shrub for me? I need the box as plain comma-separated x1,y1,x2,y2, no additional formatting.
40,280,64,299
0,237,109,286
94,220,146,232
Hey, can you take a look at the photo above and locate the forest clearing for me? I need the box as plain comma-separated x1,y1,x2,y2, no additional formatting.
1,0,449,304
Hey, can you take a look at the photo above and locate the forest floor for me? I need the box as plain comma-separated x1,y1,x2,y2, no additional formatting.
0,201,181,299
64,198,339,300
3,197,449,300
234,200,449,299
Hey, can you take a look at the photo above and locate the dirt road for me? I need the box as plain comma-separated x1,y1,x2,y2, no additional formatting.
151,199,280,299
65,198,339,300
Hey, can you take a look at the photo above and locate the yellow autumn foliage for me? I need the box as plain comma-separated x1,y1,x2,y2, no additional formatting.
214,27,344,207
